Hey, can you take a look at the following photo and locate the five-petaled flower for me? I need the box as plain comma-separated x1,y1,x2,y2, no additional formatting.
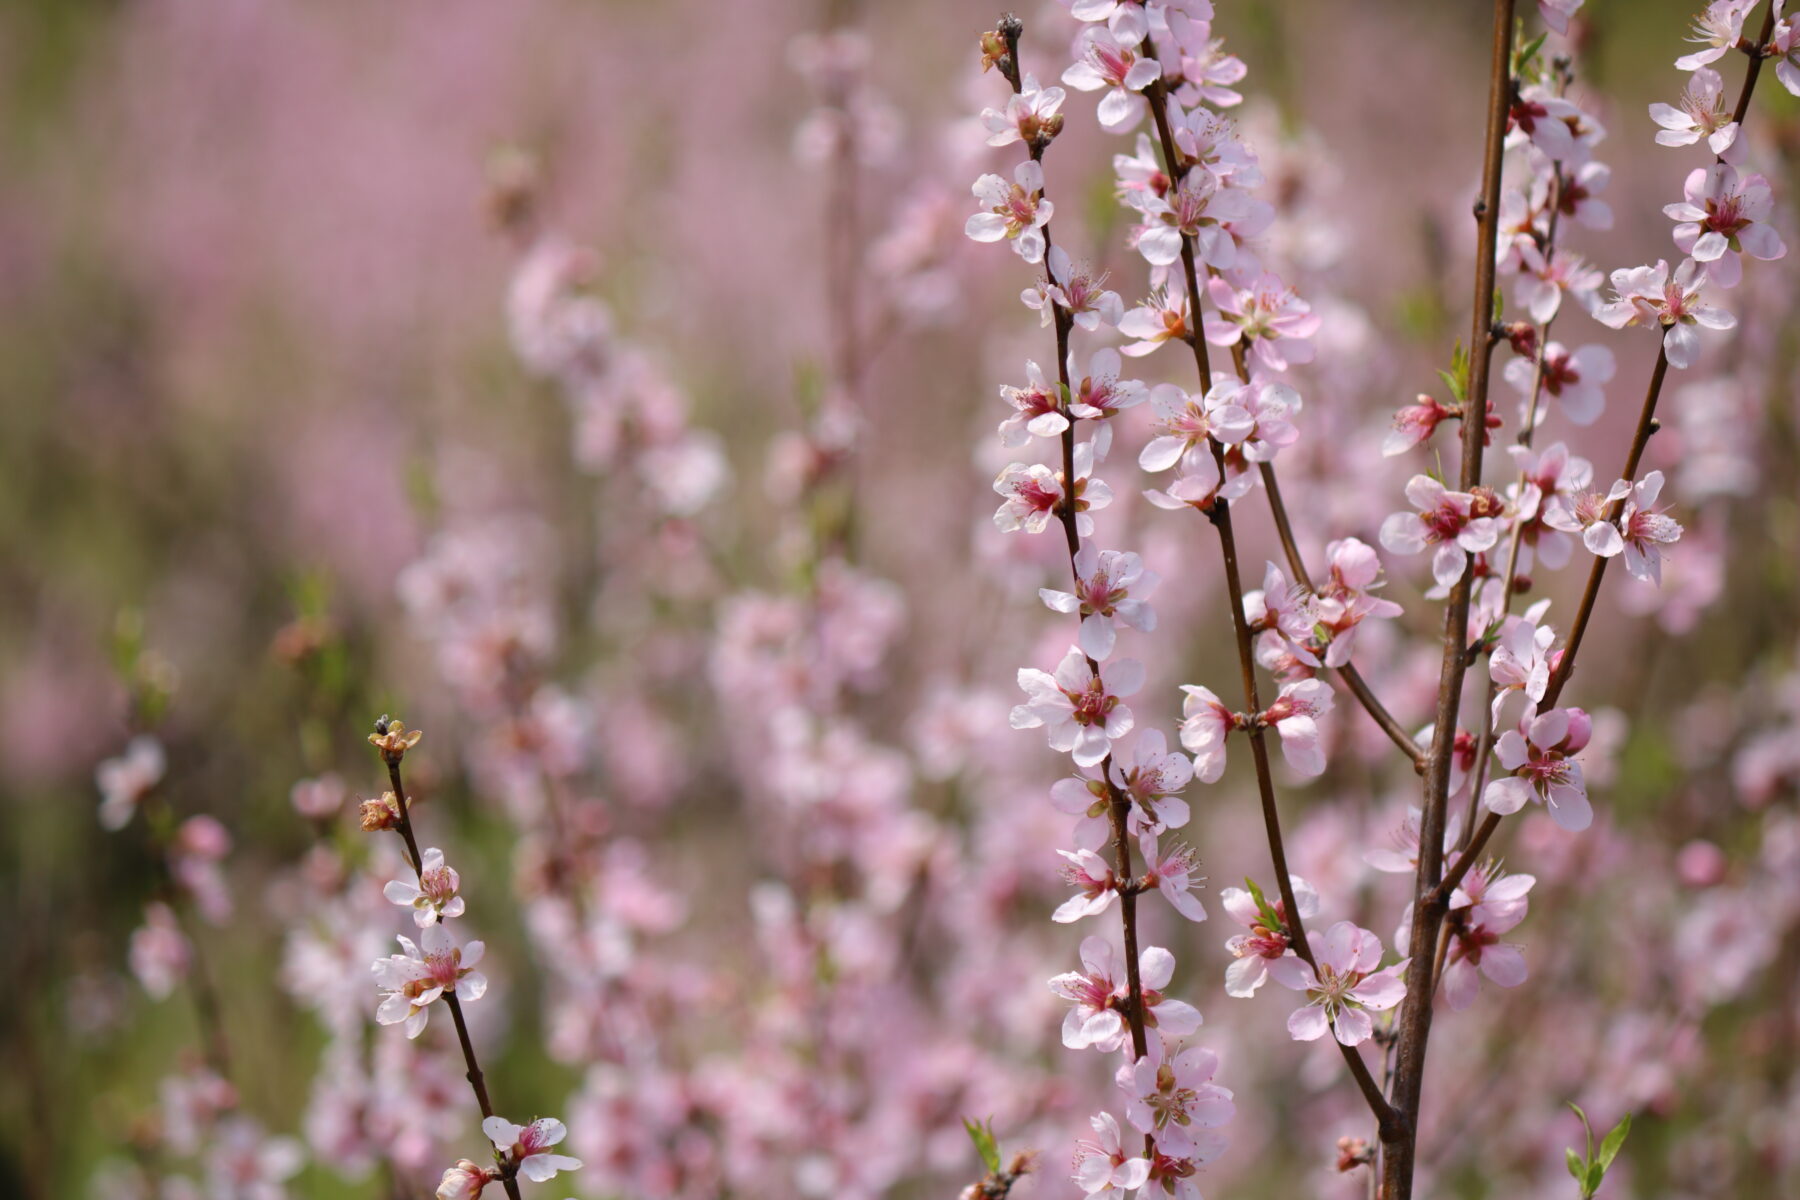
1664,163,1786,290
1049,937,1202,1053
1483,706,1594,831
966,160,1054,264
1649,67,1741,158
385,847,466,928
1219,876,1320,997
1118,1043,1236,1158
372,924,488,1038
1380,475,1504,590
1040,544,1160,660
482,1116,584,1184
1062,25,1162,132
1267,921,1409,1046
1012,646,1142,768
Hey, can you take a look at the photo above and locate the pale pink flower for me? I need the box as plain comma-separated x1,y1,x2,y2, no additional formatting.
1484,706,1594,831
1202,270,1320,374
289,774,345,821
204,1117,304,1200
1546,470,1683,582
993,441,1112,536
1068,347,1149,421
1050,937,1203,1052
1381,394,1457,457
1442,863,1537,1011
97,735,165,832
1168,13,1248,109
171,815,233,925
1220,876,1319,997
1139,831,1209,921
1138,381,1253,472
1314,537,1404,666
1026,245,1124,331
1365,808,1460,875
1130,167,1267,269
1488,606,1558,728
1223,376,1304,462
1072,1111,1151,1198
129,901,190,1000
1513,241,1604,324
1143,447,1254,513
981,74,1066,148
996,359,1065,446
1541,160,1614,231
1109,728,1194,834
1245,561,1318,648
1509,442,1594,570
1041,544,1159,659
1266,921,1408,1046
1674,1,1758,71
1012,646,1142,767
1504,341,1615,426
1178,684,1237,783
1507,85,1586,162
1062,26,1162,132
1051,770,1115,851
1119,1042,1235,1157
1118,279,1193,357
1055,848,1122,923
1538,0,1584,34
436,1161,497,1200
483,1116,583,1184
384,848,466,928
1649,67,1740,157
966,160,1053,264
372,925,488,1039
1380,475,1503,589
1259,678,1334,776
1776,14,1800,98
1664,163,1786,289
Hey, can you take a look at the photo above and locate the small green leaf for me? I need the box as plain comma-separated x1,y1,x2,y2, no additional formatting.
964,1117,1001,1174
1597,1113,1631,1171
1243,877,1283,932
1587,1160,1606,1194
1566,1147,1587,1185
1566,1101,1594,1159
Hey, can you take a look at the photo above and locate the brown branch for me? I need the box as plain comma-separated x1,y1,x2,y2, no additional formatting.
380,742,524,1200
1384,3,1516,1196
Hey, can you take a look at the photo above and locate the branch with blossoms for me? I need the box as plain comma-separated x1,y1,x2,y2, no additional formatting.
362,716,582,1200
979,16,1233,1195
968,1,1797,1197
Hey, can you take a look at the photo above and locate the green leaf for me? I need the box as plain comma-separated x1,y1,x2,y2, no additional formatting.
1438,339,1469,404
1566,1147,1587,1186
1587,1160,1606,1194
1243,877,1283,932
964,1117,1001,1175
1566,1101,1594,1160
1597,1113,1631,1171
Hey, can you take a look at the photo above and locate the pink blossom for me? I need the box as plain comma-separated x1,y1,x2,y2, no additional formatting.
1042,545,1160,659
1202,270,1320,373
97,735,165,832
1314,537,1404,666
1049,937,1203,1052
1119,1042,1236,1158
1488,605,1558,728
1012,646,1143,767
384,847,466,928
981,74,1066,148
372,925,488,1039
1178,684,1237,783
1543,160,1615,231
1219,876,1319,996
1381,393,1457,457
1538,0,1584,34
1062,26,1162,132
993,441,1112,537
1130,166,1267,269
289,774,346,821
1649,67,1741,158
1674,1,1758,71
1664,163,1786,290
1072,1111,1151,1198
1380,475,1503,590
1055,848,1122,923
129,901,190,1000
483,1116,583,1184
1508,441,1594,570
1051,770,1116,851
204,1117,304,1200
1513,241,1603,323
1109,728,1194,834
1776,14,1800,98
1139,831,1209,922
1222,376,1304,462
1259,677,1335,777
1484,706,1594,831
1266,921,1409,1046
1142,447,1254,513
1546,470,1683,582
1442,864,1537,1011
966,160,1054,264
1168,13,1248,109
1504,341,1615,427
1068,347,1149,422
436,1160,497,1200
996,359,1065,446
1025,245,1124,331
1138,381,1253,472
1508,85,1587,162
1118,279,1193,357
1365,807,1460,875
